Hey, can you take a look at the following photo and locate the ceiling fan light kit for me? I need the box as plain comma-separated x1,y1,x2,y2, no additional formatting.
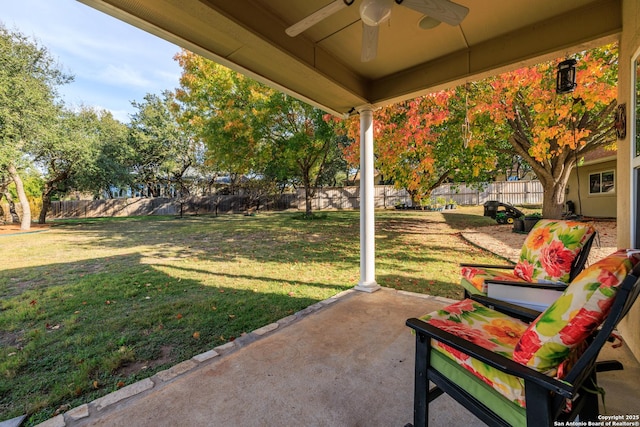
360,0,394,26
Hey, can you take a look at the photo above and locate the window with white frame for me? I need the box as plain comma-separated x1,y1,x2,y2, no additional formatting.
589,170,615,194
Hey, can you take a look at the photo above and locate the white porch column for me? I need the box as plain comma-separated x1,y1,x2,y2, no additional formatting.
354,105,380,293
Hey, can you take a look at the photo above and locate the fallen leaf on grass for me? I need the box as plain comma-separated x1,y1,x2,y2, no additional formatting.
53,404,70,416
116,381,125,388
193,331,200,339
176,313,183,320
93,381,99,389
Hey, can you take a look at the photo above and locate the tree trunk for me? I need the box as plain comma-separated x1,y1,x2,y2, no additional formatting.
305,192,312,216
8,164,31,230
303,184,313,216
302,178,314,216
540,179,567,219
39,190,53,224
3,192,20,223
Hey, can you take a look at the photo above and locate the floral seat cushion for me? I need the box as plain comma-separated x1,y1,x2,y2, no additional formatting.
461,267,526,294
419,299,530,407
513,249,640,372
460,220,595,296
513,220,596,283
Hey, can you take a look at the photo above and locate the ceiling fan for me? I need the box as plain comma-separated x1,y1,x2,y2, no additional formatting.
285,0,469,62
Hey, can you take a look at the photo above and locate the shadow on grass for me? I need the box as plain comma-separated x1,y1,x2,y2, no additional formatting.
0,252,321,425
48,213,361,266
440,211,497,229
1,211,506,424
152,263,351,290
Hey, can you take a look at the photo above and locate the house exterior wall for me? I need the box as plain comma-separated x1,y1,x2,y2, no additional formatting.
566,159,617,218
617,0,639,361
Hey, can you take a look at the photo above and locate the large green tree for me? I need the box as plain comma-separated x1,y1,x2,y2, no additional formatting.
0,25,72,229
175,50,346,214
128,92,198,197
34,107,130,223
175,52,270,180
79,109,132,199
260,94,346,214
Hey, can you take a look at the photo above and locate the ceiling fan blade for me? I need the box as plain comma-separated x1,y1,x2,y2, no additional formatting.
286,0,350,37
399,0,469,26
361,23,379,62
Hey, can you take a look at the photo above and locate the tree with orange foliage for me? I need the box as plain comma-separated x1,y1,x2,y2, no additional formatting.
341,87,513,206
469,44,618,218
341,44,617,216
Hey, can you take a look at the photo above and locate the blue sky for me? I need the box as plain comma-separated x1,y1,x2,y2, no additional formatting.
1,0,184,123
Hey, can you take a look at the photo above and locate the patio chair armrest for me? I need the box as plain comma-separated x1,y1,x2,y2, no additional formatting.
468,295,542,322
484,279,568,291
406,317,574,398
460,263,515,270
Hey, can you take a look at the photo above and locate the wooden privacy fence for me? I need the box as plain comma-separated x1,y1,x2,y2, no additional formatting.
430,181,543,206
48,181,543,219
48,194,298,219
301,181,543,210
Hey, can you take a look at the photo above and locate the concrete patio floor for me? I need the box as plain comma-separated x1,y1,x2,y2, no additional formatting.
33,287,640,427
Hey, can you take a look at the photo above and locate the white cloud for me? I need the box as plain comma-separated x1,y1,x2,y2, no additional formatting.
98,64,154,89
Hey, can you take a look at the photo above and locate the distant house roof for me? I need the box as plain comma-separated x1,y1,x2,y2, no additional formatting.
581,146,617,164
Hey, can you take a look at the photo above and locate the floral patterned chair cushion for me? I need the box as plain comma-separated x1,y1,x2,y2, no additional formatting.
513,219,596,283
513,249,640,373
419,299,530,407
461,267,526,294
460,220,595,296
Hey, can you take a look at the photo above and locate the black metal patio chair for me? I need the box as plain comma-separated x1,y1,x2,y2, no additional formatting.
406,249,640,427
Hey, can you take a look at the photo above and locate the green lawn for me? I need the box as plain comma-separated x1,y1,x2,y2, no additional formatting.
0,207,503,425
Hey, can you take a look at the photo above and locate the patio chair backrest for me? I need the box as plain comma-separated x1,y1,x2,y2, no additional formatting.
513,220,596,285
564,254,640,386
568,231,596,282
512,249,640,374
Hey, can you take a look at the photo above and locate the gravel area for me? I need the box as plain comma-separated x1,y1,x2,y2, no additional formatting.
461,220,617,265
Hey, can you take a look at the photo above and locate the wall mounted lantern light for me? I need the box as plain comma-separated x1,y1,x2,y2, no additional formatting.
556,58,577,94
